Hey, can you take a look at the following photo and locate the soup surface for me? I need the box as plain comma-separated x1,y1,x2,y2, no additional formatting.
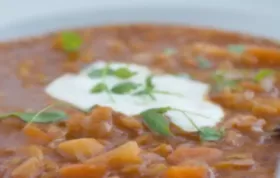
0,24,280,178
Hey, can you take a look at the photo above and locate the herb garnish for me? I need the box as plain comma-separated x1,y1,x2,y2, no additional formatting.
195,56,212,69
114,67,137,79
135,75,156,99
198,127,225,141
88,68,115,78
90,63,114,101
140,107,173,136
140,107,224,141
0,111,67,123
61,32,83,52
254,69,274,82
163,48,177,56
0,103,67,124
135,75,182,100
111,82,140,94
91,83,108,93
88,66,136,79
212,70,240,91
227,44,245,55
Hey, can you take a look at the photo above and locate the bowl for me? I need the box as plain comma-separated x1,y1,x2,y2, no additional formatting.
0,0,280,41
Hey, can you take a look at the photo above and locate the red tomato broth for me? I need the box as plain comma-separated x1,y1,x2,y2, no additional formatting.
0,24,279,178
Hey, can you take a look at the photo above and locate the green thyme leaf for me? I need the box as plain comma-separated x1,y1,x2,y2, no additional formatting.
144,107,172,114
146,75,155,90
88,68,115,78
254,69,275,82
227,44,245,55
111,82,139,94
140,107,173,136
90,83,108,93
0,111,67,123
176,73,191,79
196,56,212,69
61,32,83,52
212,71,239,91
114,67,137,79
163,48,177,56
199,127,225,141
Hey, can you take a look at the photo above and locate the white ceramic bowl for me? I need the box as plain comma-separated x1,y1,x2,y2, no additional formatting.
0,0,280,41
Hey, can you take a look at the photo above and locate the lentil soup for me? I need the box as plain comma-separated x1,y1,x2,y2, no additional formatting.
0,24,280,178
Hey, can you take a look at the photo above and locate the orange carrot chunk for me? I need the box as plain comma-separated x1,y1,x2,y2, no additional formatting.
23,125,52,145
59,164,105,178
85,141,141,167
164,166,208,178
167,145,223,164
57,138,104,160
11,157,42,178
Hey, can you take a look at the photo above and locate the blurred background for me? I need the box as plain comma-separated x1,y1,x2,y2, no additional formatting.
1,0,280,40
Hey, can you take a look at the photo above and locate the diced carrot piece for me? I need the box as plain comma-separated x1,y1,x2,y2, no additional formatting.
23,125,52,145
11,157,42,178
164,166,208,178
85,141,141,167
25,145,44,160
57,138,104,160
167,145,223,164
59,164,105,178
246,47,280,65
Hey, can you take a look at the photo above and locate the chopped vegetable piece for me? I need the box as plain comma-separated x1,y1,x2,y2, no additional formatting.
227,44,245,54
111,82,139,94
254,69,274,82
167,145,223,164
25,145,44,160
165,166,208,178
57,138,104,160
215,159,255,169
0,111,67,123
85,141,141,167
199,127,225,141
59,164,106,178
23,125,52,145
114,67,137,79
61,32,83,52
90,83,108,93
11,157,42,178
195,56,212,69
140,107,172,136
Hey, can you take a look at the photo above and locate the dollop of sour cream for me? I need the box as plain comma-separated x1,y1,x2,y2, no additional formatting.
45,61,224,132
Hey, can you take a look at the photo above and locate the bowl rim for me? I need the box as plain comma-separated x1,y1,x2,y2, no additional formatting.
1,0,280,41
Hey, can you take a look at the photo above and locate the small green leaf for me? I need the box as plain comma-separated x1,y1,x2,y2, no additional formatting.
199,127,224,141
0,111,67,123
143,107,172,114
163,48,177,56
61,32,83,52
196,56,212,69
88,68,114,78
111,82,139,94
254,69,275,82
90,83,108,93
114,67,137,79
146,75,155,89
140,109,172,136
176,73,191,79
227,44,245,55
212,71,240,91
